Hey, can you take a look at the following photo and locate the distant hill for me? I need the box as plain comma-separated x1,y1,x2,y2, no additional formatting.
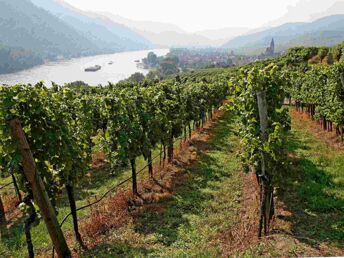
0,0,153,74
195,27,249,42
0,45,43,74
99,13,186,34
100,12,248,48
132,30,217,48
222,15,344,54
0,0,100,60
30,0,153,52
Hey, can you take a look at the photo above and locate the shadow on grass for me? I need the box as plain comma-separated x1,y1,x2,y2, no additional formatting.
132,112,236,246
0,159,132,256
82,111,238,256
81,242,151,258
2,111,236,257
0,216,28,257
275,129,344,249
70,165,129,203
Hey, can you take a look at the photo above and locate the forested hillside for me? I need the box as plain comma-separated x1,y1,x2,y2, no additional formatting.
0,0,99,59
30,0,153,51
0,45,43,74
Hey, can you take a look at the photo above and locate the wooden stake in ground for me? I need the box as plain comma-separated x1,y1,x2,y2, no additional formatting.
0,196,5,225
256,91,274,238
130,159,138,195
10,119,71,258
0,195,6,240
340,73,344,90
339,74,344,142
11,173,22,202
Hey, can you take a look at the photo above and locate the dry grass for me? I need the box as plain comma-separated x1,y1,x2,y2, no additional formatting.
81,191,132,241
218,172,260,256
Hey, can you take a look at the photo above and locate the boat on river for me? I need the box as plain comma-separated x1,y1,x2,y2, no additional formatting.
84,65,101,72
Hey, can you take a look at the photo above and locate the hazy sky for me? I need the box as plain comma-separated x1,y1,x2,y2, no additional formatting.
63,0,341,31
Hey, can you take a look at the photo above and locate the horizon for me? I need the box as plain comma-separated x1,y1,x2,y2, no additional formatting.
62,0,342,32
2,0,344,78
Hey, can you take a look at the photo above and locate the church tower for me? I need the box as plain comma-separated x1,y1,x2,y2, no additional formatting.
270,38,275,55
265,38,275,56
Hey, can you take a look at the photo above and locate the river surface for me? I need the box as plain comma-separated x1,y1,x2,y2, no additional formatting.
0,49,169,86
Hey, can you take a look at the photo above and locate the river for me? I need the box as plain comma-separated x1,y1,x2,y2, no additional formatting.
0,49,169,86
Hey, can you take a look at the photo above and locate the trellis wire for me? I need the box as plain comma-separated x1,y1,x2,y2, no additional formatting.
52,134,187,258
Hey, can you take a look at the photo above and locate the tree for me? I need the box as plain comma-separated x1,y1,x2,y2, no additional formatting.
127,72,145,83
147,52,158,67
159,57,179,77
318,47,329,60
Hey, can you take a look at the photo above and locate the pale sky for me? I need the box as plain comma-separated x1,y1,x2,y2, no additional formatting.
63,0,341,32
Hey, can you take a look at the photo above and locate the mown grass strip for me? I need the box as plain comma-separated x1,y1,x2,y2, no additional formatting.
82,110,244,257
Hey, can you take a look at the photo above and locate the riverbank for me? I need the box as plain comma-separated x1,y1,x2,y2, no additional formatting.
0,49,169,87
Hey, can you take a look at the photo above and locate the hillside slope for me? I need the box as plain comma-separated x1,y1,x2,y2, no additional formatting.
30,0,153,51
100,12,248,47
0,0,99,59
222,15,344,54
0,45,43,74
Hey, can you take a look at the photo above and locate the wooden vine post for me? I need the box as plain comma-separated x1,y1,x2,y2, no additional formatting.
0,196,5,225
340,73,344,90
340,73,344,142
256,91,274,237
0,195,5,240
10,119,71,258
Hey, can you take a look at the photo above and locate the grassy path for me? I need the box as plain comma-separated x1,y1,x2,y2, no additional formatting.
282,110,344,253
83,110,244,257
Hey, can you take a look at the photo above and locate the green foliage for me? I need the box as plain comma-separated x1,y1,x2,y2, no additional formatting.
126,72,145,83
285,47,318,65
146,52,158,67
0,71,230,213
318,47,329,60
231,64,290,174
285,61,344,126
159,56,180,77
0,83,93,202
